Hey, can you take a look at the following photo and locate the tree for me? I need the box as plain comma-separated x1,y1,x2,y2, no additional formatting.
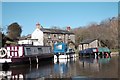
73,16,118,49
7,22,22,40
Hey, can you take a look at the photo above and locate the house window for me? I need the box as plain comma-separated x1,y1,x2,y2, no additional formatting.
54,34,56,38
68,35,70,39
58,35,61,39
48,34,51,39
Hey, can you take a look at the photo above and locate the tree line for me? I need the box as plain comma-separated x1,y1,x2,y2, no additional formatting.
73,17,118,49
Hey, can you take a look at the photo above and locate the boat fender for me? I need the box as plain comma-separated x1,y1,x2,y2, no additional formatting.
105,52,109,58
0,48,7,58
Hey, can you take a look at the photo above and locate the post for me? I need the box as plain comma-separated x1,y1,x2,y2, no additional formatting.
36,56,38,63
29,57,31,65
95,53,97,59
102,52,104,58
57,54,59,62
90,53,91,58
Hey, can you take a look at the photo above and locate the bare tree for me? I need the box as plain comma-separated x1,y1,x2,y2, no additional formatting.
73,17,118,49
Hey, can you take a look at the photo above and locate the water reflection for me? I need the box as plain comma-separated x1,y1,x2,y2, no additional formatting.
79,57,111,72
54,61,68,77
0,61,54,79
0,56,118,79
78,57,118,78
53,58,78,78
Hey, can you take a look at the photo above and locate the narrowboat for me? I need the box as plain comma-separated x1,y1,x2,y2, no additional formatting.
53,42,76,59
79,47,111,58
0,45,53,67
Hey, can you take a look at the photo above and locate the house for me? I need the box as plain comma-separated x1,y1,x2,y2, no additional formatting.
18,23,75,49
41,26,75,49
31,23,43,46
79,39,101,50
18,23,44,46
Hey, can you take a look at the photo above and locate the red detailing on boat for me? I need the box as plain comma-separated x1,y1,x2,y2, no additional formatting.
96,48,98,52
7,46,24,58
105,53,109,58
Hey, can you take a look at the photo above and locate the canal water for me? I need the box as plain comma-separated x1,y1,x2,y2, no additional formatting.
0,55,119,80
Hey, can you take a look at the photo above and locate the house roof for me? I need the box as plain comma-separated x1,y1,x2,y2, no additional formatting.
19,28,74,40
80,39,97,44
41,28,74,34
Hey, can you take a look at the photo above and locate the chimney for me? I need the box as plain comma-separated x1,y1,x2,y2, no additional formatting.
66,26,71,31
36,22,41,29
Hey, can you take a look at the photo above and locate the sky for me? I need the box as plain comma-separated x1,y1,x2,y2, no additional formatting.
1,0,120,2
1,2,118,36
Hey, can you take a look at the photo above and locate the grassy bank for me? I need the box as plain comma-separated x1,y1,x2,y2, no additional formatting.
110,49,120,52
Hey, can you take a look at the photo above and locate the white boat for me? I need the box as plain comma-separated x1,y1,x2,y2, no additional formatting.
53,42,76,59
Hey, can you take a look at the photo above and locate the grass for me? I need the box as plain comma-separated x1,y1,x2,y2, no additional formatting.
110,49,120,52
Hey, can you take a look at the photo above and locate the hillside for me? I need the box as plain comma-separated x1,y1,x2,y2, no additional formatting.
73,17,118,49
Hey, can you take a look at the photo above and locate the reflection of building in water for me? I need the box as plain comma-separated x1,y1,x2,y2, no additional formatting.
0,61,54,79
78,58,111,73
0,57,113,79
0,71,11,80
0,71,24,80
53,58,78,78
79,58,100,72
54,62,68,77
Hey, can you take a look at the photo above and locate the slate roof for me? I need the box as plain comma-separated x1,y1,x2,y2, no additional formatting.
19,28,74,40
41,28,74,34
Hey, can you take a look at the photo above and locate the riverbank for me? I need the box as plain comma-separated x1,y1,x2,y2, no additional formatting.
111,52,119,56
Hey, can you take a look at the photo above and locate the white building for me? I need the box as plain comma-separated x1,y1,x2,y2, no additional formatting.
31,23,43,46
18,23,43,46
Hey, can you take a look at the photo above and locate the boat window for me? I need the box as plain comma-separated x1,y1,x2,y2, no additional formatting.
26,48,31,55
38,48,43,52
69,49,72,52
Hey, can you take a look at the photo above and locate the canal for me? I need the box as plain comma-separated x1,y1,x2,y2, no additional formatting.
0,54,119,80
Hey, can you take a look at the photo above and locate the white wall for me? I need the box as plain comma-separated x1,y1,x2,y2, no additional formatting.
79,45,82,50
89,40,98,48
31,28,43,46
83,44,89,49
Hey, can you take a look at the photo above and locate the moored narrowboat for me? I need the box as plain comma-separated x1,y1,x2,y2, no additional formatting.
0,45,53,67
79,47,111,58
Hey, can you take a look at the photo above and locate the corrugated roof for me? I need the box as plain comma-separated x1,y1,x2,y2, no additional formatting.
80,39,97,44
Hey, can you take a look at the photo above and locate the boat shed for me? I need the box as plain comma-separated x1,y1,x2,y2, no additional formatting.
79,39,101,50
